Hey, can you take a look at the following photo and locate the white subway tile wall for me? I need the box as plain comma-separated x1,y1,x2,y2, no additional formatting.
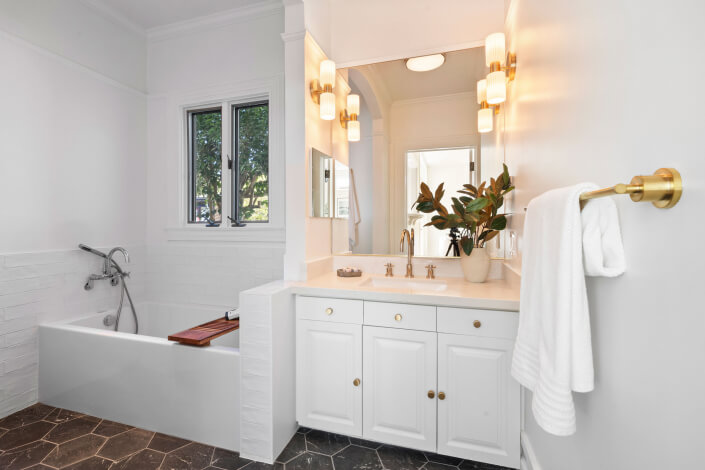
145,243,285,308
0,246,146,417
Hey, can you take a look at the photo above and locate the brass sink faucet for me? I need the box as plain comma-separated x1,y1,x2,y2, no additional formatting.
400,228,415,278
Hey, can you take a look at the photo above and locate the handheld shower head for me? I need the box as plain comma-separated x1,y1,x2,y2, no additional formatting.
78,244,108,258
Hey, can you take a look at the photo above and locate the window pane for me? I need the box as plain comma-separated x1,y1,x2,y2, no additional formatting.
190,109,222,223
235,103,269,222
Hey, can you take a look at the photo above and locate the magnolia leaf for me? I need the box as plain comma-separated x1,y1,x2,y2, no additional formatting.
485,230,499,242
490,215,507,231
460,237,474,256
462,184,478,196
466,197,489,213
451,197,465,216
502,164,510,187
434,183,445,201
459,196,471,204
420,182,433,199
416,201,434,212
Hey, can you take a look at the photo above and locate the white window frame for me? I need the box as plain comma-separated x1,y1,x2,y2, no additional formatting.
166,77,285,242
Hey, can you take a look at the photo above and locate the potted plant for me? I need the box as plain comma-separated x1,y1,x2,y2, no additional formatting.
413,164,514,282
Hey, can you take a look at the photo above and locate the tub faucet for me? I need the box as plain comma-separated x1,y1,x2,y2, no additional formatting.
105,247,129,276
400,228,415,278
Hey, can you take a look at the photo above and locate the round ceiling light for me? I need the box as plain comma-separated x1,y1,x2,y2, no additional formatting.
405,54,445,72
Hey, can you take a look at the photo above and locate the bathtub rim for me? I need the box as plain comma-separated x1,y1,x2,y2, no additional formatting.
40,311,240,355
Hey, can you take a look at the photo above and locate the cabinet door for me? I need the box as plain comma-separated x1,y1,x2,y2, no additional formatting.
437,333,520,469
296,320,362,436
363,326,437,451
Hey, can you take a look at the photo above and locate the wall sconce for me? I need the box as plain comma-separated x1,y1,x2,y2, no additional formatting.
310,59,336,120
484,32,516,105
340,94,360,142
477,79,498,133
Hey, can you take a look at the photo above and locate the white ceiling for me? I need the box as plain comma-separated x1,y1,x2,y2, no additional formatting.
91,0,271,29
356,47,486,102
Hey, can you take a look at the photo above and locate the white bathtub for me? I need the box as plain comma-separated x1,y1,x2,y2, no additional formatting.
38,302,240,451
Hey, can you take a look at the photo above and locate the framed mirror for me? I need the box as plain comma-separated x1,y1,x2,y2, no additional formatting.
310,148,332,218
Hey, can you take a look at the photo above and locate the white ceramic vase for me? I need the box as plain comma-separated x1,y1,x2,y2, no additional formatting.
460,246,490,283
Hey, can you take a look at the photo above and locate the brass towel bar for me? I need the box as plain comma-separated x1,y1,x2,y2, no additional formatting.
579,168,682,209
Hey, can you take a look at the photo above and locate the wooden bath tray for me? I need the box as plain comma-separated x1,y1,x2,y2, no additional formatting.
168,318,240,346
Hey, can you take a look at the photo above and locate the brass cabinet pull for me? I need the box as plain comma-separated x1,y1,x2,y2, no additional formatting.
394,313,402,322
473,320,481,328
353,378,361,387
325,308,333,315
427,390,435,399
438,391,446,400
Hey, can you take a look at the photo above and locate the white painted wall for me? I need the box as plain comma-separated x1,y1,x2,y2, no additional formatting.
0,0,146,92
0,1,147,417
503,0,705,468
145,6,286,305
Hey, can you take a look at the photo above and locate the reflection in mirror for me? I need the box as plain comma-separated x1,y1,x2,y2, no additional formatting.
406,148,476,257
334,160,350,219
338,46,506,257
310,148,332,217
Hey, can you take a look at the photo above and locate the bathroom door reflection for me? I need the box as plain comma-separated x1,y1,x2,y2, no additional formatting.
406,147,476,257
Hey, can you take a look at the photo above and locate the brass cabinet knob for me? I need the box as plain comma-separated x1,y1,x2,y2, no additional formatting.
353,378,360,387
427,390,435,399
473,320,481,328
325,308,334,315
438,391,446,400
394,313,402,322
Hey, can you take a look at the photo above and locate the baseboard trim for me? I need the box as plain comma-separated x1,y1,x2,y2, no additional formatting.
520,432,542,470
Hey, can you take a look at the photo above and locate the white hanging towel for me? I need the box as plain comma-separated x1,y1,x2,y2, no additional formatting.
348,168,362,250
511,183,625,436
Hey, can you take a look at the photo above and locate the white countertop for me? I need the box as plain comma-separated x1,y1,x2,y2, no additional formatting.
290,272,520,312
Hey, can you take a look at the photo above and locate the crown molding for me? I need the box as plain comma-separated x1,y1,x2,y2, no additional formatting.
78,0,146,37
148,0,283,43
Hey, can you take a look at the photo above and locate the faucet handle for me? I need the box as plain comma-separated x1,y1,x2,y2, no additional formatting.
385,263,394,277
425,264,437,279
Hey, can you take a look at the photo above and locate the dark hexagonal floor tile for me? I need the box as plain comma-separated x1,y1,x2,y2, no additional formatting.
287,452,333,470
24,465,54,469
348,438,382,450
0,404,55,430
44,408,85,424
44,416,99,444
423,453,462,466
98,428,154,460
64,456,113,469
43,433,106,468
296,427,313,434
0,420,55,451
161,441,214,470
0,439,55,470
377,445,427,470
211,447,252,470
458,460,511,470
304,430,349,456
148,433,191,453
276,431,306,463
94,420,133,437
333,443,383,470
424,462,459,470
111,448,166,470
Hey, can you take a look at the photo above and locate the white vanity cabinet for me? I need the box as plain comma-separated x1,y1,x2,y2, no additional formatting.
295,295,520,469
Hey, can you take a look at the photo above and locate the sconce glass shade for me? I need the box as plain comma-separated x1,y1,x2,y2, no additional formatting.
478,108,493,133
477,79,487,104
347,120,360,142
485,32,506,66
320,60,336,87
347,94,360,115
486,71,506,104
320,91,336,120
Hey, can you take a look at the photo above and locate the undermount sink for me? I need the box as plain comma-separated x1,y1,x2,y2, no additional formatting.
362,276,448,292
